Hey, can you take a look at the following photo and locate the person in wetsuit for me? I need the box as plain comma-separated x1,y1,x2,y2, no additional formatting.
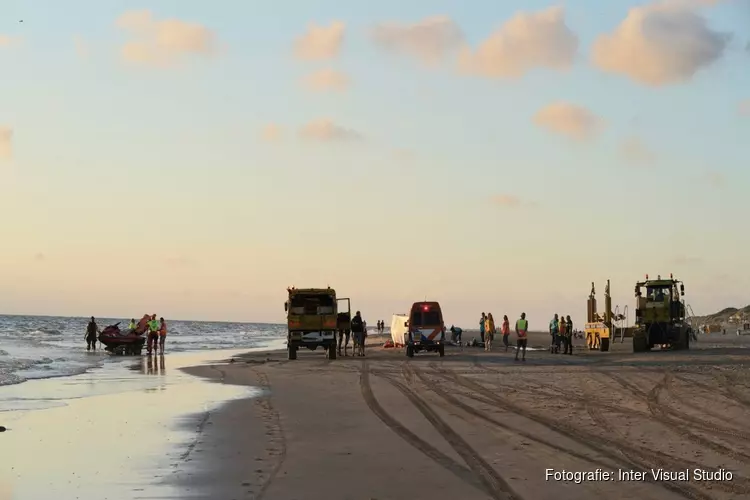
85,317,98,351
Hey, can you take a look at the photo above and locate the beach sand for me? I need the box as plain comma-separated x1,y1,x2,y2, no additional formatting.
180,332,750,500
0,347,278,500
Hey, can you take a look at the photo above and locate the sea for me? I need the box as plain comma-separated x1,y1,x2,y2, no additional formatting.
0,314,287,388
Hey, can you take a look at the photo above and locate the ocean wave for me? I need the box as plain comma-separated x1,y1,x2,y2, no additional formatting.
0,315,286,388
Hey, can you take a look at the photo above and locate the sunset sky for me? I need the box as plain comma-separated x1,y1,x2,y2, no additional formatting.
1,0,748,326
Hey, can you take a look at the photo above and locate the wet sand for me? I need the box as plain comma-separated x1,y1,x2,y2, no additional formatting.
181,332,750,500
0,347,281,500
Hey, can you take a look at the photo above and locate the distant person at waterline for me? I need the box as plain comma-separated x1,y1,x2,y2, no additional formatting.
85,317,98,351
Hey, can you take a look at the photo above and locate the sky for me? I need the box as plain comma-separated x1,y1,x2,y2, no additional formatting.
0,0,748,326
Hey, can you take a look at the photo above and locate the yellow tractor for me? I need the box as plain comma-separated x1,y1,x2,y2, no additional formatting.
584,280,625,352
632,274,692,352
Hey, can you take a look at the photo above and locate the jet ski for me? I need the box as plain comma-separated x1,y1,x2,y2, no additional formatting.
98,322,146,355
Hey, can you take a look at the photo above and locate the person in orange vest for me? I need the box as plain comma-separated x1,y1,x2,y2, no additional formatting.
501,315,510,352
515,312,528,362
158,317,168,355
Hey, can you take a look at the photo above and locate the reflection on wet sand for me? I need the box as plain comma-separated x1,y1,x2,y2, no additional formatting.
142,354,167,376
0,349,259,500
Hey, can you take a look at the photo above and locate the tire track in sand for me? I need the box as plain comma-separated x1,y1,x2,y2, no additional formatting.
601,371,750,444
646,374,750,463
584,388,750,495
358,360,491,496
429,366,712,500
374,363,521,500
404,363,618,469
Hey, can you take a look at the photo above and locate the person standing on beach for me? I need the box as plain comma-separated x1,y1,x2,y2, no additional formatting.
564,315,573,354
350,311,366,356
146,314,159,355
559,313,568,354
484,313,495,351
565,316,573,344
501,315,510,352
158,317,168,355
479,312,486,344
337,311,351,356
549,314,560,353
85,317,98,351
515,313,528,362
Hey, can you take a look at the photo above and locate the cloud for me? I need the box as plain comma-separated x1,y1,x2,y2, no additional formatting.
591,2,729,86
34,253,45,262
298,119,361,141
458,6,579,78
620,137,658,164
116,10,218,67
260,123,283,142
491,194,523,208
0,34,21,48
301,68,350,92
371,16,464,65
739,99,750,116
0,126,12,161
533,102,604,140
293,21,345,60
73,35,90,59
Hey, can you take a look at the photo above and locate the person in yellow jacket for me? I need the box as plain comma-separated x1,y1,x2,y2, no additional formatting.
515,312,528,362
484,313,496,351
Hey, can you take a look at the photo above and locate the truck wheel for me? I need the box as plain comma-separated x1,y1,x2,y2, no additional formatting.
288,344,297,360
328,343,337,360
633,336,647,353
600,338,610,352
438,344,445,357
406,345,414,358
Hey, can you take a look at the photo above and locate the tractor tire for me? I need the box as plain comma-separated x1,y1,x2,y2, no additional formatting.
328,343,337,360
633,335,648,353
406,345,414,358
288,344,297,360
438,344,445,357
600,338,610,352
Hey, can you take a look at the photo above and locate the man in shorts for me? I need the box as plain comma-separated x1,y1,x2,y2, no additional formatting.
515,312,528,362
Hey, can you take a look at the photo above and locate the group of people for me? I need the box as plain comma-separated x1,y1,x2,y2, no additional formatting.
549,314,573,355
85,314,168,355
476,312,530,361
375,320,386,333
130,314,168,355
338,310,367,357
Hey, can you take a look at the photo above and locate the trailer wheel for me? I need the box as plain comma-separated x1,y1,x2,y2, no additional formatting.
600,338,610,352
328,343,337,360
438,344,445,357
288,344,297,360
406,345,414,358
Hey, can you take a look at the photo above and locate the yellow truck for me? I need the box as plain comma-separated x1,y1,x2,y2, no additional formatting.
284,287,350,360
